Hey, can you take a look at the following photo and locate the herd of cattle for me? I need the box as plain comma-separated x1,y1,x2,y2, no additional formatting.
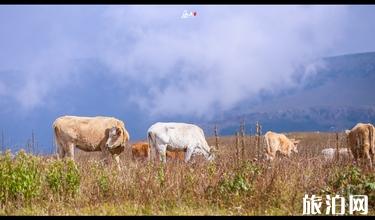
52,116,375,170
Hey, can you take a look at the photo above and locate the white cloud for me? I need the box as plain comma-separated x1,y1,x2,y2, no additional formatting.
98,5,349,118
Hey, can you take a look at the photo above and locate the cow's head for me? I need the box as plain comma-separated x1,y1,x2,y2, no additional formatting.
290,139,300,153
345,129,351,136
106,126,125,150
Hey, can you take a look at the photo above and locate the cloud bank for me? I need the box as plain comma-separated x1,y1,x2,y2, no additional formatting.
1,5,375,119
99,5,349,118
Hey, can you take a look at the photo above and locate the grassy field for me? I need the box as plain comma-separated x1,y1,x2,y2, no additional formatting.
0,132,374,215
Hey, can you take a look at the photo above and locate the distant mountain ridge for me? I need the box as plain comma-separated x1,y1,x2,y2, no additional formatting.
210,106,375,135
204,52,375,135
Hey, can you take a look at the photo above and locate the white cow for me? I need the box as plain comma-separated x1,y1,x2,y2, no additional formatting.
321,148,353,162
147,122,215,163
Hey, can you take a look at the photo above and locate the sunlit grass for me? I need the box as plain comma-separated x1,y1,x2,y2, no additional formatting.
0,132,374,215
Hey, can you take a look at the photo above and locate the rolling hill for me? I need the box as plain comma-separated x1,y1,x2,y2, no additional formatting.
203,52,375,135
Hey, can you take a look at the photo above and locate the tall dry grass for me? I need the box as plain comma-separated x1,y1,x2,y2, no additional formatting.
0,132,374,215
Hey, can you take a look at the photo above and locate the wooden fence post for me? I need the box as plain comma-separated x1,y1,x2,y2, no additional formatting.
214,124,219,151
240,120,245,160
236,131,240,164
336,132,339,161
260,123,262,155
256,121,260,159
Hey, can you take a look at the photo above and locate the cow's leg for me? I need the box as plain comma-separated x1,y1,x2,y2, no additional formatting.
57,143,66,159
65,143,75,160
184,147,194,163
267,154,274,162
112,154,122,171
352,148,359,166
158,144,167,163
100,148,111,165
271,153,276,161
147,146,151,162
64,143,78,169
264,153,269,161
266,150,275,162
364,148,373,170
358,149,365,167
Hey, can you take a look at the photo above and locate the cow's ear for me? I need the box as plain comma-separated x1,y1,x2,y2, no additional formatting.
116,127,122,135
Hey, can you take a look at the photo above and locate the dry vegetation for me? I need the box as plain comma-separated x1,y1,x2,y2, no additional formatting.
0,132,374,215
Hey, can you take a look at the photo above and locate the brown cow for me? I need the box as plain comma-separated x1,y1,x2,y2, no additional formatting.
131,141,185,161
53,116,130,170
131,142,151,160
166,150,185,161
345,123,375,169
264,131,300,161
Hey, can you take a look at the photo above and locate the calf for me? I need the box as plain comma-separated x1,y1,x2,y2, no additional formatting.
131,141,185,161
264,131,300,161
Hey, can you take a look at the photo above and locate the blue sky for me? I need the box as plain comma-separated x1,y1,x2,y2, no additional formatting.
1,5,375,153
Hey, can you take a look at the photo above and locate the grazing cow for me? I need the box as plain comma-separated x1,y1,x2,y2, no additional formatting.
131,141,185,161
321,148,353,162
53,116,130,170
131,141,151,160
264,131,300,161
345,123,375,169
147,122,214,163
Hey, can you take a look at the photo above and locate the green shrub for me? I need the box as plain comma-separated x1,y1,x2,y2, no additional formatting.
89,161,121,199
46,159,80,199
321,165,375,207
0,150,43,205
206,161,261,205
98,174,110,195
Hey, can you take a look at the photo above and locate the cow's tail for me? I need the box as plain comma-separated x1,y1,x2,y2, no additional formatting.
264,134,271,154
369,125,374,155
264,133,272,161
52,121,61,159
147,131,154,161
